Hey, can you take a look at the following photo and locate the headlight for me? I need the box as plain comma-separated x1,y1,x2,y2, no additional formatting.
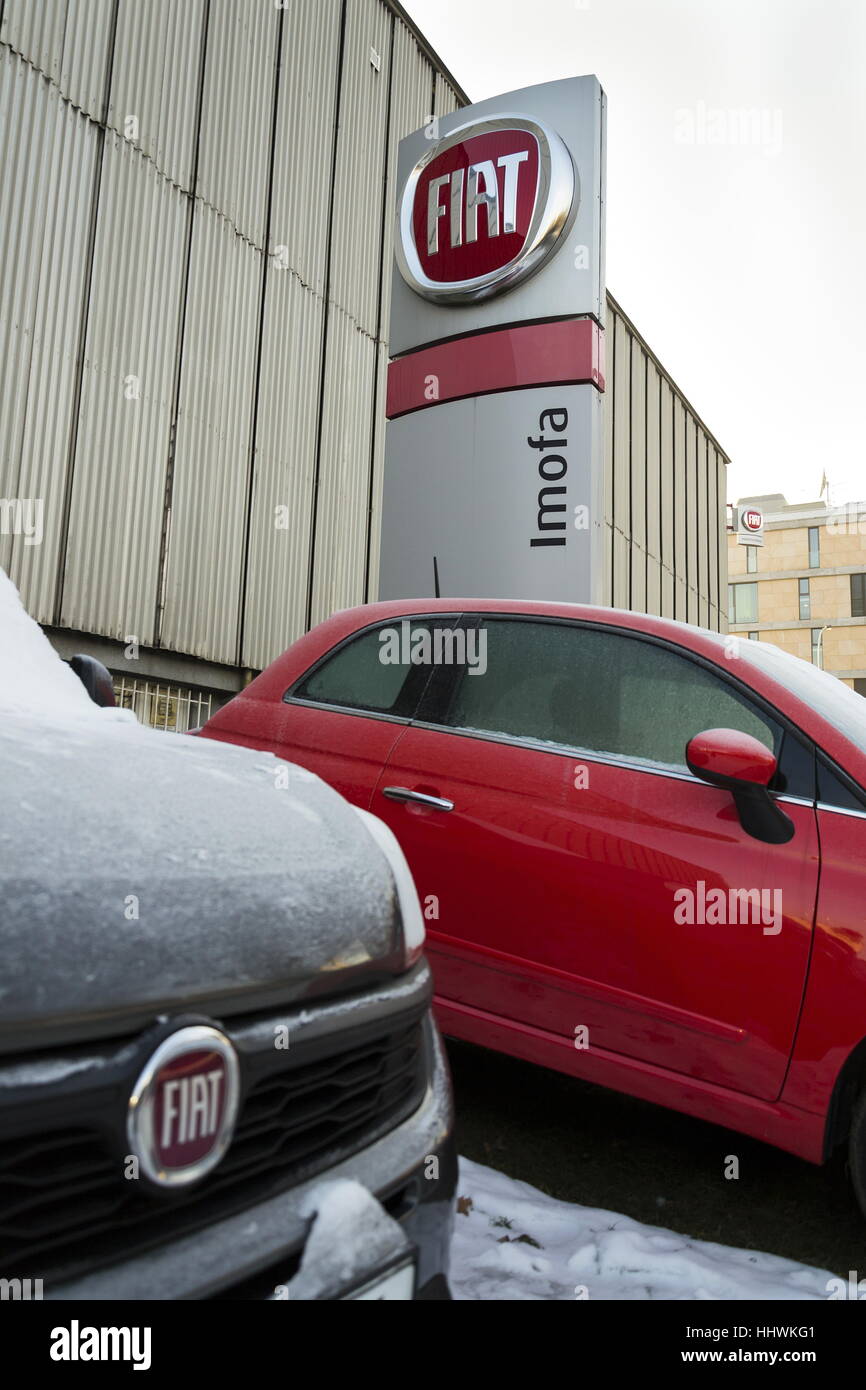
351,807,425,970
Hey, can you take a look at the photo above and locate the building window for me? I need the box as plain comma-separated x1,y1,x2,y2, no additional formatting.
728,582,758,625
855,679,866,698
799,577,811,620
748,631,759,641
113,677,217,732
811,629,822,666
808,526,820,568
746,546,757,573
851,573,866,618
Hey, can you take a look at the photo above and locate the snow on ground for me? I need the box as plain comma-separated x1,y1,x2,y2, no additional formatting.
452,1157,837,1301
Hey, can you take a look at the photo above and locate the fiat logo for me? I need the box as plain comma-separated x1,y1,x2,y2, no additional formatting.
396,114,577,303
742,510,763,531
127,1025,240,1188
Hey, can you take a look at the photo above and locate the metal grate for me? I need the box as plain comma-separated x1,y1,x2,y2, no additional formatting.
112,676,215,732
0,1021,424,1288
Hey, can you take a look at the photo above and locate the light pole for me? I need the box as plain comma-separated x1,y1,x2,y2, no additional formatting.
816,625,831,671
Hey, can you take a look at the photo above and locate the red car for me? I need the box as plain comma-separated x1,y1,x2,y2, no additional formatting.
199,599,866,1212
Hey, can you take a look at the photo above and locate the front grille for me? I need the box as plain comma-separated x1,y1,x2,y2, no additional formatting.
0,1019,424,1288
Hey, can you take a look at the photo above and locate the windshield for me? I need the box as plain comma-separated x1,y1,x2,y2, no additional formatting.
734,636,866,758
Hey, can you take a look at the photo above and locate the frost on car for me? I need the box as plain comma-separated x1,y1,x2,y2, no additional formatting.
0,570,456,1299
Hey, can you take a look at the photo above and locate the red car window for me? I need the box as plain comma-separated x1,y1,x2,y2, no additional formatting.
437,617,782,771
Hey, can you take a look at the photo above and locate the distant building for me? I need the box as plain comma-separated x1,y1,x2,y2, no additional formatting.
727,494,866,694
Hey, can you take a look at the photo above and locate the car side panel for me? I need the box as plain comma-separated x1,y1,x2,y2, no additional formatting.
782,807,866,1121
200,699,402,812
372,724,819,1103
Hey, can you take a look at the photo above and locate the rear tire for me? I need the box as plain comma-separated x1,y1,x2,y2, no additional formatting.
847,1087,866,1219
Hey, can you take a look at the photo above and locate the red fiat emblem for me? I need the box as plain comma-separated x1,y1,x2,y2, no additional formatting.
127,1025,240,1188
396,114,576,303
742,510,763,531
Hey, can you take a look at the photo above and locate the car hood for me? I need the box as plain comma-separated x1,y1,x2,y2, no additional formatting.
0,710,402,1054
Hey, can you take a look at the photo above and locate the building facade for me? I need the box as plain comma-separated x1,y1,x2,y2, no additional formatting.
1,0,729,730
728,494,866,693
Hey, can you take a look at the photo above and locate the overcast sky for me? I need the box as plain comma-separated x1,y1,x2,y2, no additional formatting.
404,0,865,506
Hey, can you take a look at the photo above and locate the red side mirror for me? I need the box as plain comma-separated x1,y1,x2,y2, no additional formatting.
686,728,777,789
686,728,793,845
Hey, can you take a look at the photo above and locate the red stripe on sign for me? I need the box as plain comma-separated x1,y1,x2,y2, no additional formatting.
386,318,605,418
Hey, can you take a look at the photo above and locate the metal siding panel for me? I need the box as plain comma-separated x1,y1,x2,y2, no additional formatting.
366,20,434,605
659,376,674,619
646,543,661,615
717,449,728,630
195,0,277,249
602,308,614,605
379,18,434,352
434,69,460,117
629,339,646,549
269,0,341,298
0,48,98,621
306,0,393,631
366,339,389,602
612,529,629,609
685,412,699,623
629,336,646,612
310,307,377,626
697,430,709,627
60,0,114,119
60,132,188,642
242,272,325,669
673,397,687,621
1,0,67,83
601,517,612,606
329,0,392,335
613,313,630,603
602,341,613,529
241,0,342,670
645,358,661,615
707,434,719,627
661,559,675,618
631,543,647,612
107,0,205,191
162,205,262,661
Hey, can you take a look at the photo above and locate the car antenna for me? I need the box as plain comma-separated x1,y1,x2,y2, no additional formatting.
433,555,441,598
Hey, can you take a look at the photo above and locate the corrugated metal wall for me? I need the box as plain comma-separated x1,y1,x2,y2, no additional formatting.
0,0,465,671
1,1,727,674
603,294,728,632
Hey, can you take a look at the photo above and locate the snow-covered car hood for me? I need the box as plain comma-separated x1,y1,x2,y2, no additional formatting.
0,570,405,1052
0,710,403,1052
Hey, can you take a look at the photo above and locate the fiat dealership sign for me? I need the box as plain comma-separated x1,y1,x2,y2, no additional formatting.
380,76,607,606
127,1024,240,1188
396,116,576,303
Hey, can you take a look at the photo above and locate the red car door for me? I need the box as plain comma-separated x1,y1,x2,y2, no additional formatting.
372,615,820,1102
204,617,449,811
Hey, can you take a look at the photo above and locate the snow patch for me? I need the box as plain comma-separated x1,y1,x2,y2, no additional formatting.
284,1180,409,1300
451,1157,837,1301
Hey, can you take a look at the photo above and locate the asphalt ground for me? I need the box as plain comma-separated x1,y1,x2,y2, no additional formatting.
446,1038,865,1281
